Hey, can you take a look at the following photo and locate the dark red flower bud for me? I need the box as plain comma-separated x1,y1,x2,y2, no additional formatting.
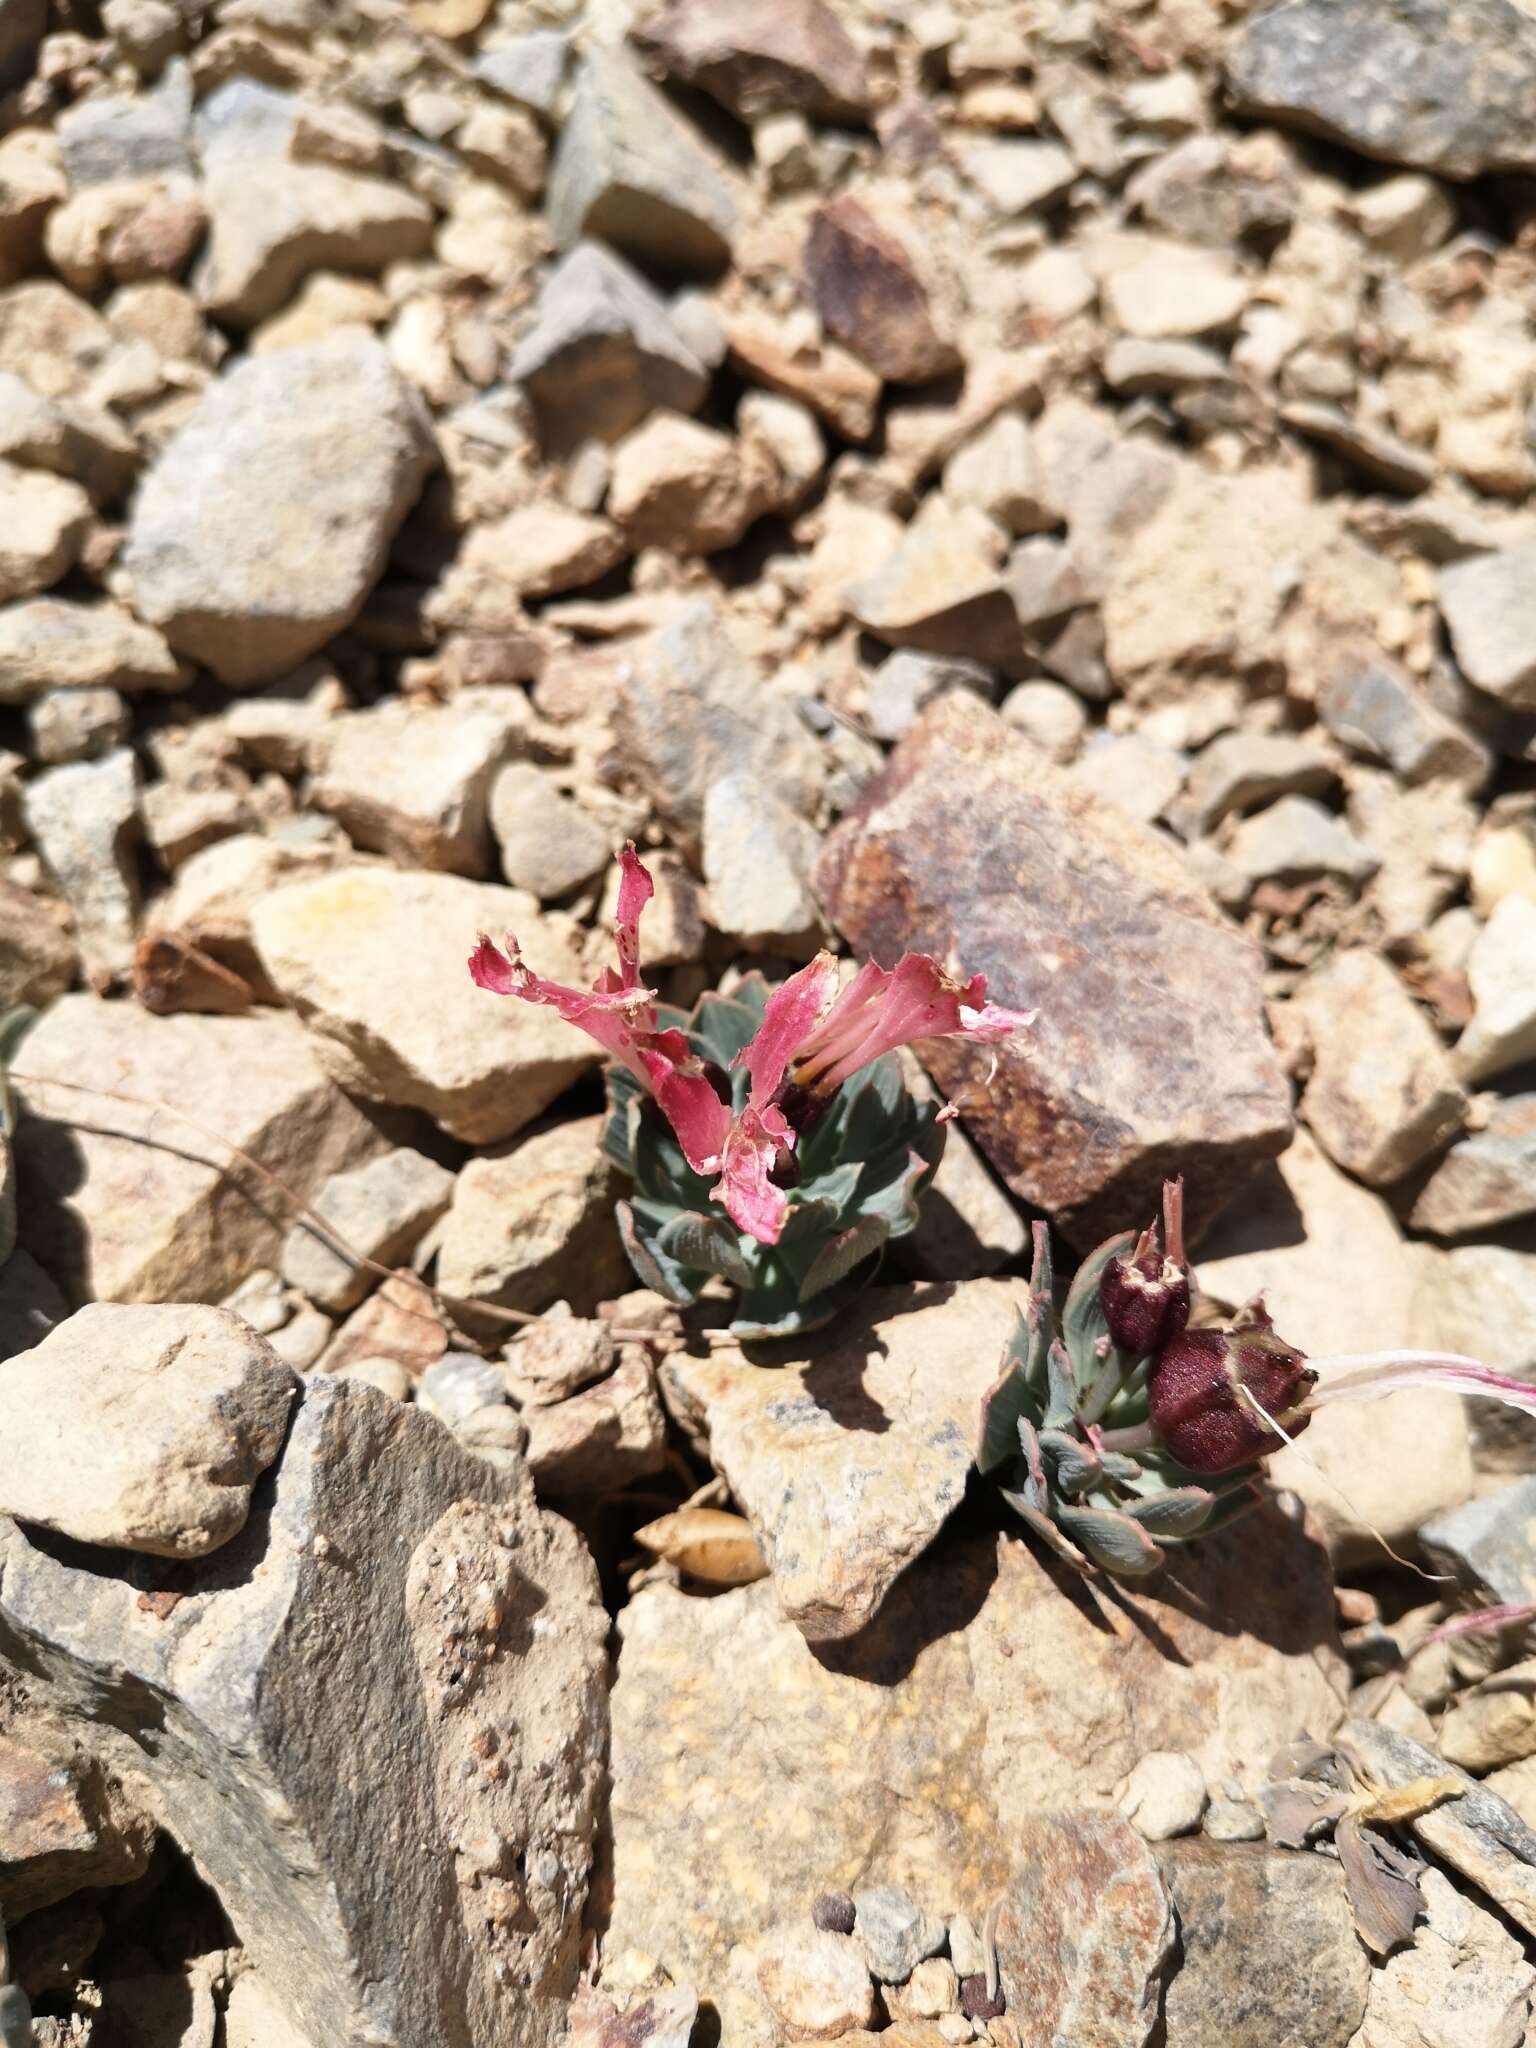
1148,1301,1316,1475
1099,1178,1191,1355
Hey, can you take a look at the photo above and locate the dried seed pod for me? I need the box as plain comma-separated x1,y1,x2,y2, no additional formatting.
1099,1178,1190,1356
1148,1301,1316,1475
633,1508,768,1586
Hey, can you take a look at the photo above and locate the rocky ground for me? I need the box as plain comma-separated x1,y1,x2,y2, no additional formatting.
4,0,1536,2041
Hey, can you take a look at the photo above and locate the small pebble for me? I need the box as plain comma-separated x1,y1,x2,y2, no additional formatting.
960,1974,1005,2021
812,1890,856,1935
1202,1795,1266,1842
1117,1749,1209,1841
853,1884,946,1983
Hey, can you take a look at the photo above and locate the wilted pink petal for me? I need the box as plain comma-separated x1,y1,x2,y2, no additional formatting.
638,1034,731,1174
469,934,521,997
615,844,653,992
961,999,1038,1040
739,952,838,1106
1305,1352,1536,1420
713,1108,792,1244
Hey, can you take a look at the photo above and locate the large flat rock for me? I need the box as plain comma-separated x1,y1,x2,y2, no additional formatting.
662,1280,1029,1640
251,867,596,1145
0,1377,608,2048
606,1516,1345,2047
12,996,382,1305
815,696,1293,1248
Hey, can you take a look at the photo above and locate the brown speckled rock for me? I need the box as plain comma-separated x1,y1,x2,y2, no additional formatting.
606,1512,1344,2046
994,1815,1174,2048
815,696,1293,1247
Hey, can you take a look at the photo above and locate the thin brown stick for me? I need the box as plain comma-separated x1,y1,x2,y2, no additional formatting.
10,1069,542,1334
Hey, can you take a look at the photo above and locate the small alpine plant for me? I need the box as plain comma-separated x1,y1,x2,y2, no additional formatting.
470,846,1033,1337
981,1178,1536,1580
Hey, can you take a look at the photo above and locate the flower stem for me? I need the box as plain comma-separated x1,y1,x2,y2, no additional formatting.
1098,1420,1158,1454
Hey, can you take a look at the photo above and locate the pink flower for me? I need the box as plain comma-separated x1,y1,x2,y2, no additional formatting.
469,848,1034,1246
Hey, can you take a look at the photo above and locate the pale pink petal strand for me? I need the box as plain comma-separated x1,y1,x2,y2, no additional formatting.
960,1000,1038,1040
1424,1603,1536,1648
1305,1352,1536,1420
740,952,838,1106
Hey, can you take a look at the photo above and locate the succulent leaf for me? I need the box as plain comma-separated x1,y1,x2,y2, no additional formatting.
1062,1228,1139,1424
1055,1503,1165,1577
798,1214,890,1302
657,1212,756,1289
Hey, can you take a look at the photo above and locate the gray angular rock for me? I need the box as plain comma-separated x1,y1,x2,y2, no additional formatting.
1156,1840,1368,2048
701,772,822,954
633,0,869,121
508,241,708,455
13,994,382,1305
817,696,1293,1248
613,600,824,860
1223,795,1379,892
1411,1096,1536,1236
22,749,140,984
29,686,129,766
846,508,1023,667
864,650,997,743
56,64,193,186
490,766,612,902
852,1888,944,1984
547,51,738,280
474,33,571,122
1319,647,1491,789
1341,1718,1536,1939
124,337,435,686
1421,1478,1536,1615
251,868,595,1145
0,1301,297,1556
1439,544,1536,709
280,1148,455,1315
0,1376,609,2048
1228,0,1536,181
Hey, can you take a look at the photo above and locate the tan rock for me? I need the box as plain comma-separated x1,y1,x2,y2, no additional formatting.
1291,950,1467,1186
456,502,628,601
662,1278,1026,1641
250,867,595,1144
135,831,339,1013
756,1924,875,2040
0,598,183,703
844,504,1021,666
0,460,91,602
609,411,776,552
435,1115,626,1323
520,1342,668,1495
309,696,524,876
195,157,434,327
1347,1865,1534,2048
727,306,882,441
13,993,383,1304
0,1301,297,1556
0,1724,155,1922
607,1518,1345,2047
802,197,959,385
1095,232,1248,340
0,129,67,288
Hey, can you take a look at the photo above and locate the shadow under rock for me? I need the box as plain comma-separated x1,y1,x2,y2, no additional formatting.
795,1281,964,1438
811,1499,1000,1686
